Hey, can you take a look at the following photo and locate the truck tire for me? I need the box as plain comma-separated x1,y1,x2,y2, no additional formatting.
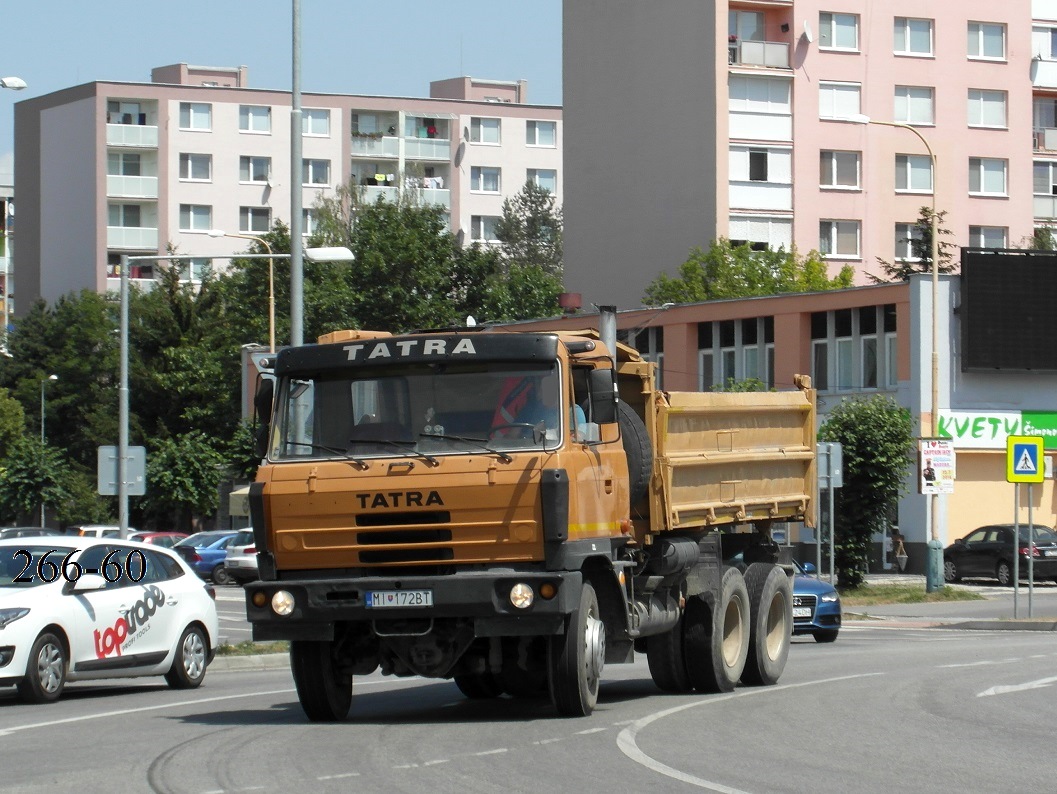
683,566,749,693
647,620,693,693
290,640,353,722
454,672,504,699
548,582,605,716
618,400,653,506
740,563,792,686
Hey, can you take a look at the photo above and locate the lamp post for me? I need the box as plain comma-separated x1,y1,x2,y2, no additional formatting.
40,374,57,525
291,0,305,346
209,230,275,353
2,77,25,351
850,114,943,591
0,77,27,91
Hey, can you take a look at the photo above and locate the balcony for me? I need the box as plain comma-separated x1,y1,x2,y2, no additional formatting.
419,188,451,209
106,123,158,148
351,134,400,158
362,185,400,203
1034,128,1057,151
404,136,452,161
729,181,793,212
107,175,159,199
729,39,790,69
106,226,158,249
1035,195,1057,219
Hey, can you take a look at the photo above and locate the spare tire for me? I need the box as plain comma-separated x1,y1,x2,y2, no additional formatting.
618,400,653,506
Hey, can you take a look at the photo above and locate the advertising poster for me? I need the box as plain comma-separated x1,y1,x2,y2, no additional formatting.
919,438,955,495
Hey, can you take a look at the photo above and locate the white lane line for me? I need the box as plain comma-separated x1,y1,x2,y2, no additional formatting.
576,727,608,735
617,673,884,792
317,773,360,780
940,658,1021,668
978,675,1057,697
473,748,508,756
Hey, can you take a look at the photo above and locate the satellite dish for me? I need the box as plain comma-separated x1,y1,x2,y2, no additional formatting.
802,20,814,43
463,126,470,141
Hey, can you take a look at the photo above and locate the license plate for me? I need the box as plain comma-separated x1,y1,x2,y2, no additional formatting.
1045,549,1057,557
366,589,433,608
793,607,812,618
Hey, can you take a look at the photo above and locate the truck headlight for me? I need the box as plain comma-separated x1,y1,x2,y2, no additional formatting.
0,607,30,629
271,590,296,616
509,583,534,609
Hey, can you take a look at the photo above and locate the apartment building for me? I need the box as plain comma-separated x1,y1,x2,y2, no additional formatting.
13,64,561,308
563,0,1045,309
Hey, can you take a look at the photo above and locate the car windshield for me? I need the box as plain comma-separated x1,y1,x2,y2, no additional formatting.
1,545,78,588
176,532,232,548
270,360,563,462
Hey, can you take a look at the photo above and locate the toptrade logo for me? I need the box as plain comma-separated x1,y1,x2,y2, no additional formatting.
93,585,166,659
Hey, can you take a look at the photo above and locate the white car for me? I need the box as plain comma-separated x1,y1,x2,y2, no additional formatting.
0,536,220,703
222,529,259,585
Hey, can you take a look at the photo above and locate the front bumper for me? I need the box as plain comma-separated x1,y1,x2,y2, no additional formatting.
245,570,582,642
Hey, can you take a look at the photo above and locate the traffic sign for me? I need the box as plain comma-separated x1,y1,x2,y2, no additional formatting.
97,445,147,495
1006,436,1044,483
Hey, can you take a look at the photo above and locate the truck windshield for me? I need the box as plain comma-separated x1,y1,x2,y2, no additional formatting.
270,360,565,461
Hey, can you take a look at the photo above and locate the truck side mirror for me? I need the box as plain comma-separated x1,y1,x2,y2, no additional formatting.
253,378,275,458
588,368,618,424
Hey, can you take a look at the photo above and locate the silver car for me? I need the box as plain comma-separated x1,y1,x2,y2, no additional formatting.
223,529,259,584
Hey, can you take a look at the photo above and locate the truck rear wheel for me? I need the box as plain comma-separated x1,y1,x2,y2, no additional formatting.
740,563,792,686
646,619,692,693
548,582,604,716
290,640,353,722
683,566,749,693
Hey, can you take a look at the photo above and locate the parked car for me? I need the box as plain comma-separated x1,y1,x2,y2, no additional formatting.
62,525,131,538
792,560,841,643
0,527,63,540
222,529,258,585
0,536,219,703
129,531,189,549
943,524,1057,585
172,531,240,585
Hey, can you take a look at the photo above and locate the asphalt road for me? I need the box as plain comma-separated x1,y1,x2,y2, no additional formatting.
1,623,1055,793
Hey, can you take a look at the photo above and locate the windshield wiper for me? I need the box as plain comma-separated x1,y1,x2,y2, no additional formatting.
419,433,513,463
283,441,369,469
351,438,440,467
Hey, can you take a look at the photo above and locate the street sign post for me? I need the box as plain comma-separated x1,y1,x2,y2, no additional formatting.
1006,435,1044,618
817,442,843,584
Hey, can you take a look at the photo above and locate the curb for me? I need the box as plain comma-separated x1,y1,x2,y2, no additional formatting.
210,653,289,672
844,617,1057,632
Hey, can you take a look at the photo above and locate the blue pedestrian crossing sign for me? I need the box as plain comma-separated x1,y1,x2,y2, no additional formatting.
1006,436,1045,483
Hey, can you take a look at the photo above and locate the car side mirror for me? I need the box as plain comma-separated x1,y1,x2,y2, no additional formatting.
801,562,817,575
588,368,618,424
65,573,108,595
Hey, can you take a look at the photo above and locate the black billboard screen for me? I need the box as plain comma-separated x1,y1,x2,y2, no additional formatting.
961,248,1057,371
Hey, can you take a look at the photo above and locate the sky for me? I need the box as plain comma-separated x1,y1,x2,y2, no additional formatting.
0,0,563,184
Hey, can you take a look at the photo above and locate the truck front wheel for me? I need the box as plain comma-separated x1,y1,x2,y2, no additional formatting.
740,563,792,686
683,566,750,693
290,640,353,722
548,582,604,716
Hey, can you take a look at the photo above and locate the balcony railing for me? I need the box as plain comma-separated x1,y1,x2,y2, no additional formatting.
729,39,791,69
106,124,158,148
106,276,157,293
1034,195,1057,219
404,137,452,160
106,226,158,249
351,135,400,158
107,175,159,199
362,185,400,203
1034,128,1057,151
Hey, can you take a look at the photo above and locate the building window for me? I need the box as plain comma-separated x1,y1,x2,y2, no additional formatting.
527,168,557,193
302,208,317,237
968,226,1007,247
302,108,330,136
967,89,1007,128
107,152,141,176
895,222,923,261
179,204,212,232
894,86,934,125
470,117,501,144
729,75,791,114
968,157,1007,195
835,309,853,391
526,120,557,147
895,154,933,192
1034,161,1057,195
698,322,714,391
968,21,1005,59
178,258,212,283
178,153,211,181
859,306,878,390
471,215,500,242
893,17,933,55
819,82,861,120
239,105,271,133
884,304,898,389
811,312,828,392
350,113,378,134
302,159,330,186
819,12,859,50
819,220,860,258
820,150,860,189
470,166,501,193
729,10,764,41
240,207,271,233
179,102,211,131
239,156,271,184
108,204,142,227
748,150,768,181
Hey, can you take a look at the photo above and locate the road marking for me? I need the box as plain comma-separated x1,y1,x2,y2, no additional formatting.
316,773,360,780
940,658,1021,668
977,675,1057,697
617,673,884,792
473,748,508,756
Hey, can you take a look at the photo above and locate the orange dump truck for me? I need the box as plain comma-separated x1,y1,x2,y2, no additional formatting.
244,311,816,720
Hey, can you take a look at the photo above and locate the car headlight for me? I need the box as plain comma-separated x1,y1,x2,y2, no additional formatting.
0,607,30,629
821,592,839,603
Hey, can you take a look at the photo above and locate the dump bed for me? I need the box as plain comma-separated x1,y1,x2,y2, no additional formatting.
647,379,816,533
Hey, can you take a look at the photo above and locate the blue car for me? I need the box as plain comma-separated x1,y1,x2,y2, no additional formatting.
792,560,841,643
173,531,239,585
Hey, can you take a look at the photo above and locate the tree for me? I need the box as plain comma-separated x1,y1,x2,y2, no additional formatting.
0,388,26,456
0,438,74,525
871,206,957,282
643,239,854,305
139,431,226,532
493,180,564,276
818,396,915,588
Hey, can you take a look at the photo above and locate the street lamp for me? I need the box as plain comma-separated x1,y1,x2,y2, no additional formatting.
0,77,27,91
209,229,275,353
849,113,943,591
40,374,57,525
